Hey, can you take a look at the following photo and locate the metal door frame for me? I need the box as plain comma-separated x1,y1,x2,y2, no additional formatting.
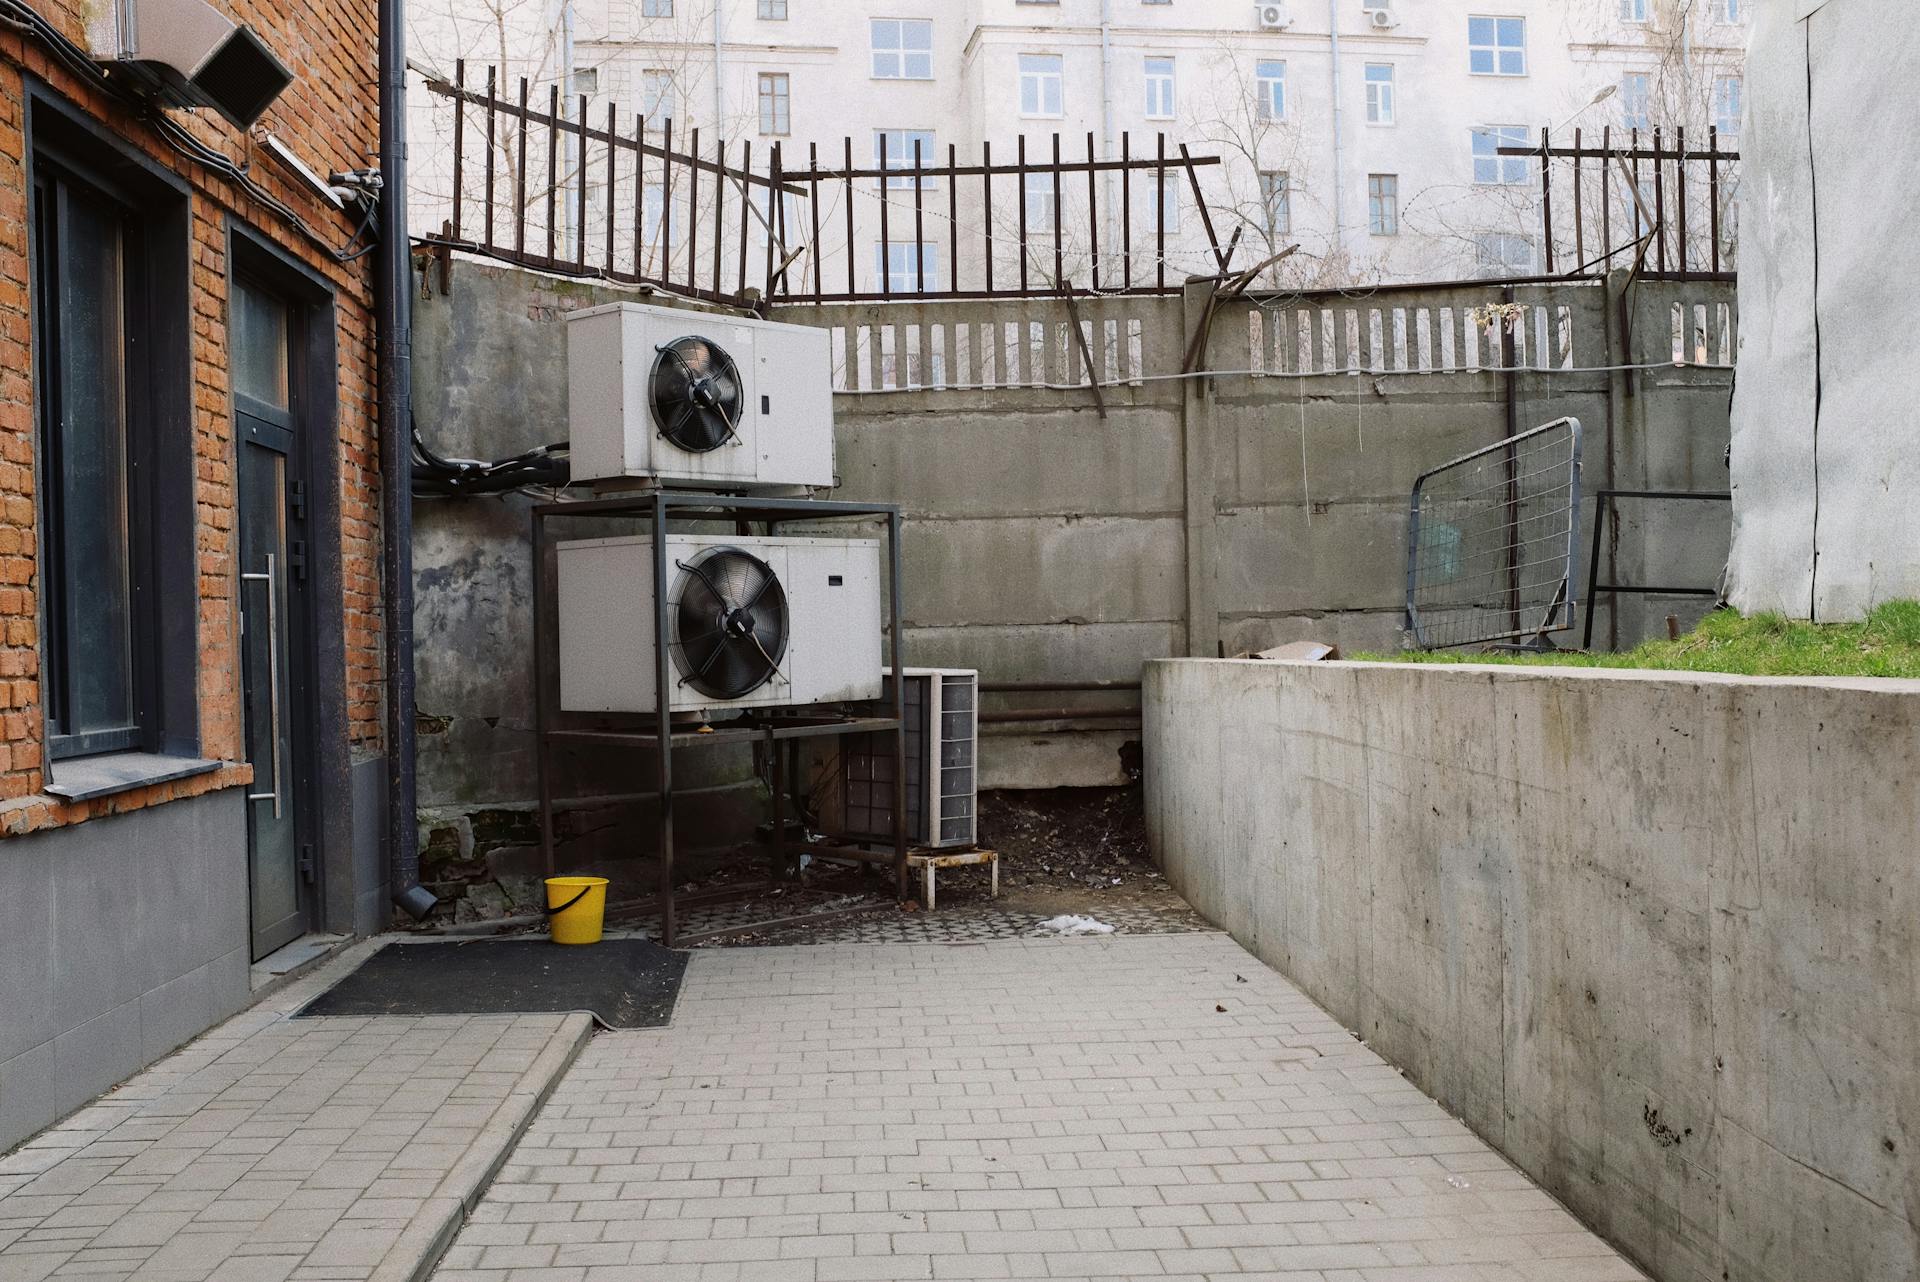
232,267,322,958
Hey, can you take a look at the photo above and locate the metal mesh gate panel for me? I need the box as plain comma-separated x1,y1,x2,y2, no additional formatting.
1405,417,1584,650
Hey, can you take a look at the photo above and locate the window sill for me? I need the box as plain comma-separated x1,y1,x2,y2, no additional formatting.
43,751,225,802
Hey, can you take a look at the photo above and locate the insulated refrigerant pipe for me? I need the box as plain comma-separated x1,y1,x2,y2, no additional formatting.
379,0,436,920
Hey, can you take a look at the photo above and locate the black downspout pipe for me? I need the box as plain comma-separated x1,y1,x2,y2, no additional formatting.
379,0,436,920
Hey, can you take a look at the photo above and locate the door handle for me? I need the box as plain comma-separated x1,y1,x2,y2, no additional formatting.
240,553,283,820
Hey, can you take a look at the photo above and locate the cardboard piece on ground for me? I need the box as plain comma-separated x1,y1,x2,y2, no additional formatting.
1237,640,1341,662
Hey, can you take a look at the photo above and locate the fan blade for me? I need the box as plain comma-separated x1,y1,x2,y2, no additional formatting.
676,557,738,611
679,338,716,376
708,641,765,698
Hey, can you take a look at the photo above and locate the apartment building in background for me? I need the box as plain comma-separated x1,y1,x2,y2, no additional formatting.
409,0,1747,290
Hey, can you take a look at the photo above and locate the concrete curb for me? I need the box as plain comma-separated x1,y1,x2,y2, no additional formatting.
368,1012,596,1282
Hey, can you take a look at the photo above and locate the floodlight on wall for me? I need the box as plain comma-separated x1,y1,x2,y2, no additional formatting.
254,129,381,210
87,0,294,128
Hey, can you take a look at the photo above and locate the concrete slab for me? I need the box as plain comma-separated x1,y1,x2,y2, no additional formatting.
437,935,1643,1281
0,940,592,1282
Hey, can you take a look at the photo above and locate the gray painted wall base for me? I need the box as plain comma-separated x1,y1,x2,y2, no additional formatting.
0,788,251,1153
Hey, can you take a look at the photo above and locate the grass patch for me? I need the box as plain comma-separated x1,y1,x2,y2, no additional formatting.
1360,601,1920,679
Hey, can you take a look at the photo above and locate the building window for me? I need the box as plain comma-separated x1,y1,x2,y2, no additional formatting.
874,129,937,189
1620,71,1651,131
1364,64,1395,125
757,72,790,135
872,18,933,80
1255,60,1285,120
875,241,938,292
1023,171,1057,229
33,162,145,757
1474,233,1536,276
642,0,672,16
641,182,673,256
1468,16,1526,76
1367,173,1398,235
641,69,674,120
569,67,598,97
1472,125,1530,184
1714,75,1741,136
1144,56,1175,119
1259,170,1290,237
758,0,788,17
1724,0,1741,19
1019,53,1064,116
1139,170,1180,231
748,187,799,246
1620,0,1648,20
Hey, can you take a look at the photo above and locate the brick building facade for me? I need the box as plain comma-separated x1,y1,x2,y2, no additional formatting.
0,0,395,1149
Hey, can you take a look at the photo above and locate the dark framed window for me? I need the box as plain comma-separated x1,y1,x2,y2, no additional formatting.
33,159,149,756
27,85,195,765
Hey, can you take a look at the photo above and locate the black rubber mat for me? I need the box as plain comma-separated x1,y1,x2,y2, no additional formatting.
295,938,687,1029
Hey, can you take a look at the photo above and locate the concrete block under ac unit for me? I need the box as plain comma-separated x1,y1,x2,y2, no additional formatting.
556,533,882,714
566,302,835,489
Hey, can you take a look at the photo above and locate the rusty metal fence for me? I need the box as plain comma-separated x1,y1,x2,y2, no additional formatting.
1500,128,1740,280
420,63,1225,307
1405,417,1585,650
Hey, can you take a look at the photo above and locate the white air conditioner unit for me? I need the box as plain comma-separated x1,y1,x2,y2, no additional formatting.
832,668,978,850
87,0,293,128
556,533,882,714
566,303,835,490
1367,8,1400,29
1255,2,1294,30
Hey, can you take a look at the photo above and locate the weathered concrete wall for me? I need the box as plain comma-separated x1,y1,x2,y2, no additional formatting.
801,277,1736,682
412,260,1734,846
1725,1,1920,619
0,789,251,1151
1144,657,1920,1282
410,266,762,903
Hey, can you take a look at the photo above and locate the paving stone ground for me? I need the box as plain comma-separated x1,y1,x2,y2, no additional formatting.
0,943,590,1282
436,934,1645,1282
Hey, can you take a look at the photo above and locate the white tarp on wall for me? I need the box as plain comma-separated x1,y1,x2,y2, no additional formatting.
1724,0,1920,619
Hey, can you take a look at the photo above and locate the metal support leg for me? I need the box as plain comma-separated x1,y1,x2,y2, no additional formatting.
653,496,676,947
888,510,908,901
533,509,555,878
769,725,785,878
922,863,936,912
991,855,999,900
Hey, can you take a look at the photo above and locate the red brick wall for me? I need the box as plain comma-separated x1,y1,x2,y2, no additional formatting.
0,0,384,835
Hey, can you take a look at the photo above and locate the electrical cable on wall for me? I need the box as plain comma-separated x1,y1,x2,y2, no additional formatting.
0,0,373,262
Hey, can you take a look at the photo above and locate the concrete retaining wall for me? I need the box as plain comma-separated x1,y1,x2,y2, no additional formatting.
1144,657,1920,1282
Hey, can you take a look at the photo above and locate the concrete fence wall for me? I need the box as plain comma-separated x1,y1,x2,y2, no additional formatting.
408,258,1735,882
1725,1,1920,620
1144,657,1920,1282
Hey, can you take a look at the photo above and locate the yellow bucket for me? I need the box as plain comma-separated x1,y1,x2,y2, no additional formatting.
545,876,610,945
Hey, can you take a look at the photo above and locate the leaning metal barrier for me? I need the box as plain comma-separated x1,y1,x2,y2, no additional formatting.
1405,417,1584,650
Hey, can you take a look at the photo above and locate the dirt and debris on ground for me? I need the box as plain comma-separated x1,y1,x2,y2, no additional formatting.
411,785,1208,946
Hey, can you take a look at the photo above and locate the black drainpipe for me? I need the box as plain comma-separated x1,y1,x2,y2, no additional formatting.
378,0,436,920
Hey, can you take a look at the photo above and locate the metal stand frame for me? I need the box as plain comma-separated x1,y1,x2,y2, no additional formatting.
530,490,908,947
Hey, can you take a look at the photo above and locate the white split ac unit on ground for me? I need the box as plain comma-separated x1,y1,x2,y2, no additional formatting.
566,302,835,490
1255,3,1294,30
556,533,882,714
835,668,979,850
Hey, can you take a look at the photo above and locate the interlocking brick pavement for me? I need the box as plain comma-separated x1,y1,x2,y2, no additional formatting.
435,934,1645,1282
0,943,591,1282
